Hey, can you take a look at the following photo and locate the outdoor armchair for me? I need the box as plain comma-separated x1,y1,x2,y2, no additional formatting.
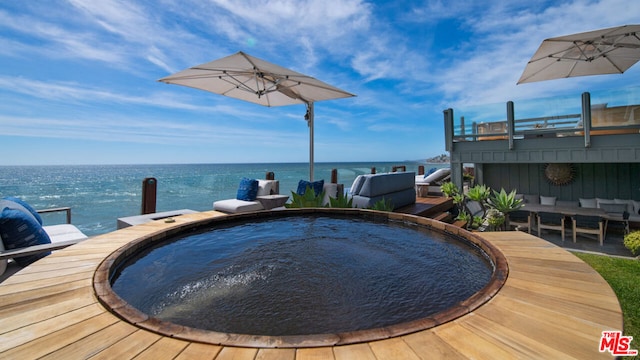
536,212,565,241
507,210,531,233
572,214,604,246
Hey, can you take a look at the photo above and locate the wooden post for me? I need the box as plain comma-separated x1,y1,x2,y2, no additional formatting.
330,169,338,184
141,177,157,215
265,171,275,180
371,167,376,174
418,165,424,175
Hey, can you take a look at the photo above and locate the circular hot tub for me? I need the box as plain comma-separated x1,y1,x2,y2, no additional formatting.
95,209,507,348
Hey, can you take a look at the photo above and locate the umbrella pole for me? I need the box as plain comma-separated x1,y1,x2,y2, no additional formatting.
307,102,315,181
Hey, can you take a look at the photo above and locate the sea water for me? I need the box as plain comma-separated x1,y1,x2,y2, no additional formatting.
0,162,443,236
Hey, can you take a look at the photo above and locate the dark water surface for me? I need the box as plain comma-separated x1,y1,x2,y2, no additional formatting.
112,215,492,336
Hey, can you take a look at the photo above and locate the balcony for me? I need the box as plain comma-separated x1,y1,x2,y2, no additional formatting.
445,86,640,149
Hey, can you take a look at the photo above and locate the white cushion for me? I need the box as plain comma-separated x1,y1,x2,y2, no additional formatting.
596,198,615,208
614,199,635,214
43,224,89,243
213,199,264,213
257,180,273,196
579,198,597,208
600,203,628,214
322,183,339,206
540,196,556,206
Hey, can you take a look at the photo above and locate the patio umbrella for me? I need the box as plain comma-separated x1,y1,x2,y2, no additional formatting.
159,51,355,180
518,24,640,84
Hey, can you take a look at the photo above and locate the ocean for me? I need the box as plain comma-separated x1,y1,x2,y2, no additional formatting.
0,162,445,236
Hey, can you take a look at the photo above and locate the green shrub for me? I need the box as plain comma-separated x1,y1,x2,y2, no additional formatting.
624,231,640,256
285,187,326,208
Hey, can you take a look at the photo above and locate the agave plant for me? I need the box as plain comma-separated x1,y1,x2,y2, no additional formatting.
486,188,523,214
440,182,459,198
285,187,326,208
466,184,491,202
328,194,353,208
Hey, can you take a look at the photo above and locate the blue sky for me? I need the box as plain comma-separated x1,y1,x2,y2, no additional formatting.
1,0,638,166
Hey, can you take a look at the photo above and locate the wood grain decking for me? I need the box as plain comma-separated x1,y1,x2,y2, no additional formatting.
0,210,623,359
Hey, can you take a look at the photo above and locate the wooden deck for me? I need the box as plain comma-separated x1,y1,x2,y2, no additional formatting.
0,210,623,359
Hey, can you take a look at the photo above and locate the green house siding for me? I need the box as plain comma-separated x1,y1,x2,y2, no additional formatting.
481,163,640,201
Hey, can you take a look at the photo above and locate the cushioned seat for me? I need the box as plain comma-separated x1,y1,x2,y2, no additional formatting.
43,224,89,243
213,199,265,213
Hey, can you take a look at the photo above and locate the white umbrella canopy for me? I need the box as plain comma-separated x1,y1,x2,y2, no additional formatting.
518,24,640,84
159,51,355,180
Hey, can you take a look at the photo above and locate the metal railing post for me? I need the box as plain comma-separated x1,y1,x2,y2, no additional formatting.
581,92,592,148
507,101,515,150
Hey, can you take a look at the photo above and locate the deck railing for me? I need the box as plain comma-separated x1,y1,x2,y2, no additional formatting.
445,88,640,150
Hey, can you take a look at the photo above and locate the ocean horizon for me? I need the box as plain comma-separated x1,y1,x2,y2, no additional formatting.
0,161,447,236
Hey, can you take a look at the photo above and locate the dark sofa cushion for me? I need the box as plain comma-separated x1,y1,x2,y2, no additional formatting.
0,207,52,267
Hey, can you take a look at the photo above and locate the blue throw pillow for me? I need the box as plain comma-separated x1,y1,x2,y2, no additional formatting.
236,177,259,201
0,207,52,267
2,197,43,225
297,179,324,196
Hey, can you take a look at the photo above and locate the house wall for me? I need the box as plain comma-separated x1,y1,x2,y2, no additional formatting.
482,162,640,201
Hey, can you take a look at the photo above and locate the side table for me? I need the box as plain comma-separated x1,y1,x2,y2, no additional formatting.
256,194,289,209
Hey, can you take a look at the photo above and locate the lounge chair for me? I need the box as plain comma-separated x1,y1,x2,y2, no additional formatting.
415,168,451,185
1,197,88,279
572,215,604,246
536,211,565,241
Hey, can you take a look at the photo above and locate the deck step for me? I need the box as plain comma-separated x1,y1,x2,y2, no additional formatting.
452,220,467,228
432,212,451,222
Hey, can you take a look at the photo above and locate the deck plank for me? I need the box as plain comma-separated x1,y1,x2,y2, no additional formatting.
214,346,258,360
255,348,296,360
0,312,118,359
402,330,466,359
88,329,163,359
39,321,139,359
133,337,191,360
295,347,335,360
333,343,376,360
368,337,421,360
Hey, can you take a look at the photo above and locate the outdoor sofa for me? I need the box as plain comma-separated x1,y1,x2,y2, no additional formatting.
213,179,285,213
348,171,416,210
